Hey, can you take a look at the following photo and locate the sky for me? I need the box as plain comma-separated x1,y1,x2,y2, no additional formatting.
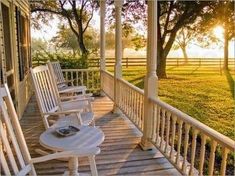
31,13,235,59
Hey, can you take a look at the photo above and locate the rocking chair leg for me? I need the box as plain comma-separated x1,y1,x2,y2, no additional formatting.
88,155,98,176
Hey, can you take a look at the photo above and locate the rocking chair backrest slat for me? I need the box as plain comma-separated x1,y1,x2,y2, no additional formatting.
0,120,19,174
0,145,11,175
0,85,36,176
48,61,67,88
30,65,60,129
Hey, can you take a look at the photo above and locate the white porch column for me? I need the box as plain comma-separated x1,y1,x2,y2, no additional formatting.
100,0,106,71
140,0,158,150
100,0,106,95
113,0,123,112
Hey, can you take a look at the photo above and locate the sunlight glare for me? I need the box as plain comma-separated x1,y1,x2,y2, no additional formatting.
213,26,224,40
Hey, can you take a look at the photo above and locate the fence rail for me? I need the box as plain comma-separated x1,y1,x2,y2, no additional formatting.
89,57,235,71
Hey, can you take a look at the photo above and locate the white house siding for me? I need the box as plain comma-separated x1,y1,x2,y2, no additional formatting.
0,0,32,118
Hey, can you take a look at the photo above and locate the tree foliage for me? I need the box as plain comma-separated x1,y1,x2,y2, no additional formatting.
114,1,217,78
51,25,99,56
30,0,99,55
198,1,235,70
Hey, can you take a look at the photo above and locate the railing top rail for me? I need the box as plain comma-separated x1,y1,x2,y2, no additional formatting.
117,78,144,95
101,70,114,77
149,97,235,151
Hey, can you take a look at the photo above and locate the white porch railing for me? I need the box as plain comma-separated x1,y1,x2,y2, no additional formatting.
100,70,114,100
101,70,235,176
117,78,144,131
62,69,100,92
148,97,234,176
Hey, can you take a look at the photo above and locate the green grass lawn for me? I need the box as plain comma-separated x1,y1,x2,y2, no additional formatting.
109,66,235,140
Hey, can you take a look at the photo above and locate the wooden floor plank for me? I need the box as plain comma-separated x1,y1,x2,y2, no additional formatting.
20,95,181,175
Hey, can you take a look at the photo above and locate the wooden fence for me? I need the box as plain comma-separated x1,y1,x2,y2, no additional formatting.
32,57,235,74
88,57,235,70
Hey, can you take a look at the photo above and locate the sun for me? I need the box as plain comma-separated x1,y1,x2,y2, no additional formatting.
213,26,224,39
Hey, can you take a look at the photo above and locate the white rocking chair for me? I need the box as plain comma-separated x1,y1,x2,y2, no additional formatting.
48,61,91,96
30,65,95,130
0,84,100,176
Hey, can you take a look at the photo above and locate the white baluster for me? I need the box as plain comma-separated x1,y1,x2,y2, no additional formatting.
189,128,198,175
160,109,166,150
165,112,171,154
199,134,207,176
170,115,177,161
182,123,190,174
208,140,217,176
152,105,157,142
156,106,161,146
220,147,229,176
176,120,183,166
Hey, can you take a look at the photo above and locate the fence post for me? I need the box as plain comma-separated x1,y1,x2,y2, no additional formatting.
177,58,179,67
199,58,201,67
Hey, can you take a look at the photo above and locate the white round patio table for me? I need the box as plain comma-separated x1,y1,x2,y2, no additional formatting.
39,125,104,176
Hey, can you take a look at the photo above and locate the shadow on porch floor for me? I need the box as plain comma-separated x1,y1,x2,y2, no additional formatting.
21,95,181,175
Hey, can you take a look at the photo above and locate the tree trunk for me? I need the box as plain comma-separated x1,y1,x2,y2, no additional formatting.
72,49,76,57
181,46,188,64
157,46,167,78
77,19,88,56
224,25,229,70
78,34,88,56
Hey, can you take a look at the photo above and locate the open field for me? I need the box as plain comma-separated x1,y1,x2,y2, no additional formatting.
108,65,235,140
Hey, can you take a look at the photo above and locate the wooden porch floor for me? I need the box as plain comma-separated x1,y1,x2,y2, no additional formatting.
21,95,181,175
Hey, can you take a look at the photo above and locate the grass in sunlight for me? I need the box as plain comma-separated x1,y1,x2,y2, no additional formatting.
108,66,235,140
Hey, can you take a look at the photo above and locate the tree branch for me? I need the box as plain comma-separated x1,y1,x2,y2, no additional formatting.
162,2,173,42
59,0,79,38
31,8,61,15
83,7,94,33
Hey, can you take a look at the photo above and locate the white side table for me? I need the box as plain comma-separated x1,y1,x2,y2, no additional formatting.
40,125,104,175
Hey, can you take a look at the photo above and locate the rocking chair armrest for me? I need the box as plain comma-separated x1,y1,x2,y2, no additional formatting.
30,147,100,164
43,110,82,116
60,98,94,106
58,86,87,94
58,79,76,84
60,95,94,101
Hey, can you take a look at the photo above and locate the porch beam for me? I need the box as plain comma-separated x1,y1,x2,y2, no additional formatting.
100,0,106,71
140,0,158,150
113,0,123,112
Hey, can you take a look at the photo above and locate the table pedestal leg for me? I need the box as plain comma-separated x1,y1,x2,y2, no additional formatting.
64,157,79,176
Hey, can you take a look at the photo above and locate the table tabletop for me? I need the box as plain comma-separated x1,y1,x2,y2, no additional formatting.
39,125,104,151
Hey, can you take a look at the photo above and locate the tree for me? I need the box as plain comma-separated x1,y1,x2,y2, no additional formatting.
105,25,145,56
131,34,146,51
113,1,216,78
30,0,98,56
173,28,194,63
156,1,217,78
31,38,48,54
51,25,79,57
199,1,235,70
